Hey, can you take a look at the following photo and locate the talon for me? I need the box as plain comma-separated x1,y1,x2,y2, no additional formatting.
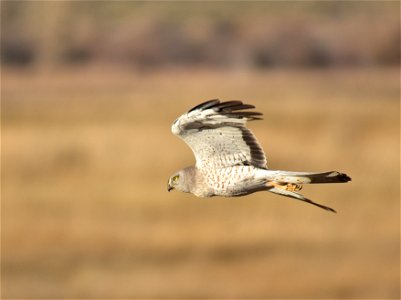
267,181,302,192
286,183,302,192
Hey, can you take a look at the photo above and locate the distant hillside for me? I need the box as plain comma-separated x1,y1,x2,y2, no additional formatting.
1,1,399,69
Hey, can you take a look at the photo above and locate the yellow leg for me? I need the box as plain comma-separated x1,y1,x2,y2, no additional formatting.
267,181,302,192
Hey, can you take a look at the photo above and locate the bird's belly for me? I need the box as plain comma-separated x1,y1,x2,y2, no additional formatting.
202,166,262,196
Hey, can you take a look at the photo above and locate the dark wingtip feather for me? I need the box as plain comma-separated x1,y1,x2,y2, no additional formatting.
189,99,263,120
324,206,337,213
188,99,220,112
299,196,337,213
216,101,243,110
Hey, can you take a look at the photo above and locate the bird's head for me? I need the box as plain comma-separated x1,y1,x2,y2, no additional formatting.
167,172,180,192
167,168,193,193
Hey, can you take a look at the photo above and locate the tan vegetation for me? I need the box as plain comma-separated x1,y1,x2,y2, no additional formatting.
2,67,399,298
1,2,399,69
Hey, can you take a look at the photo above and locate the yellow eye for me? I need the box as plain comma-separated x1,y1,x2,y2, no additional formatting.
172,175,179,182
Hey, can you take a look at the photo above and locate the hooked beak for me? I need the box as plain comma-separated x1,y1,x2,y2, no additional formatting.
167,181,174,192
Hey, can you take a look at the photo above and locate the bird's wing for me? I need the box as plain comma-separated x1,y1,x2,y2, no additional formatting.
268,187,337,213
172,99,267,169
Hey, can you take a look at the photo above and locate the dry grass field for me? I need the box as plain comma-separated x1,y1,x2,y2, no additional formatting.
2,67,400,298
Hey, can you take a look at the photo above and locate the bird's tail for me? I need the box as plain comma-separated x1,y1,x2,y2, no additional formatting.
269,171,351,185
263,170,351,213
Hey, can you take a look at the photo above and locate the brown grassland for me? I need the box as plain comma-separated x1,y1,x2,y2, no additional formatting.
2,67,400,298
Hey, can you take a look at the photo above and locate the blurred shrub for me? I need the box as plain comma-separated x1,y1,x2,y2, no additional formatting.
1,31,37,66
1,1,399,69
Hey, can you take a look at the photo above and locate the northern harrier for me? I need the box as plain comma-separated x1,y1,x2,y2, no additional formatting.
167,99,351,212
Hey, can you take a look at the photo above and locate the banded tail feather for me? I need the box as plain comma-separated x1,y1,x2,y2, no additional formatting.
271,171,351,185
266,171,351,213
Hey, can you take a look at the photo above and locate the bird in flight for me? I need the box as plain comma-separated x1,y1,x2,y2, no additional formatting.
167,99,351,213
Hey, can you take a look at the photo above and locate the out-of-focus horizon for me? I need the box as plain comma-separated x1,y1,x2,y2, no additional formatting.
2,1,400,299
2,1,399,71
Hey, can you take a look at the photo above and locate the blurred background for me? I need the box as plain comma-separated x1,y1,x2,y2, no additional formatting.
2,1,400,298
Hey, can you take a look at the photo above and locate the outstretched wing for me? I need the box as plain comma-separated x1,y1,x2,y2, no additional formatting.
172,99,267,169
